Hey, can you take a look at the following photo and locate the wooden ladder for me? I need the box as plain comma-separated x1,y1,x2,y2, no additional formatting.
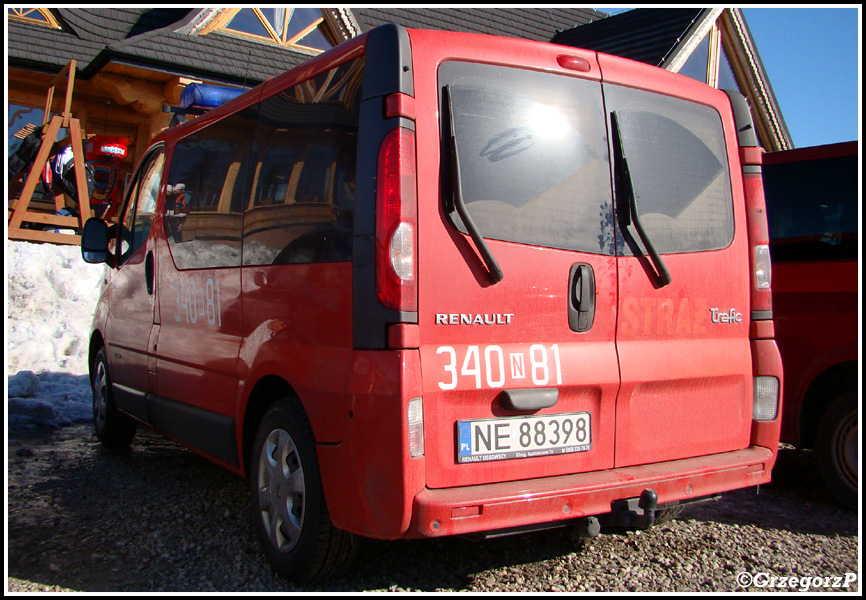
8,60,93,245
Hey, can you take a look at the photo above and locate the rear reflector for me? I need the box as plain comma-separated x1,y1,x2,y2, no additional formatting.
753,376,779,421
408,397,424,458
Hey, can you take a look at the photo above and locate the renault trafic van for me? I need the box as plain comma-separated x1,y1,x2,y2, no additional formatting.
81,24,784,582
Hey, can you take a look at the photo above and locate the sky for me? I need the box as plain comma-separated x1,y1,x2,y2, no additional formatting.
599,7,861,149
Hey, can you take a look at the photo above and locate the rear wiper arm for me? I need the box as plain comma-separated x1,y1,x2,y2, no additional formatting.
611,111,672,287
443,85,504,284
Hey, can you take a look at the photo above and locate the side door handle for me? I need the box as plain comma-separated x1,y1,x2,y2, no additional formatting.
568,263,595,333
145,251,154,295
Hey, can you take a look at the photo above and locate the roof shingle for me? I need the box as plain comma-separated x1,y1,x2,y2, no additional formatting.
355,8,604,42
551,8,706,66
8,8,605,85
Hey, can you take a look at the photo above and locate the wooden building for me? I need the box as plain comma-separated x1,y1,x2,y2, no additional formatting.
7,7,791,224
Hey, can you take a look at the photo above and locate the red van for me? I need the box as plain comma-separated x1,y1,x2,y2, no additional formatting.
763,141,858,509
81,24,784,582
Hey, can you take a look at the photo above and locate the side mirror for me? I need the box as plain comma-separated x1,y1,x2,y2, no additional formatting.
81,218,110,264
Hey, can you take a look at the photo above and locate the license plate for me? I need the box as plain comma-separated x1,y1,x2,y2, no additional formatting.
457,412,591,463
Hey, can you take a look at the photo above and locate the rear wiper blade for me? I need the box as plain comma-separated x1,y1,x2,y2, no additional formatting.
443,85,504,284
611,111,672,287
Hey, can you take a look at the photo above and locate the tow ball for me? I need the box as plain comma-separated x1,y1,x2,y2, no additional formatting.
615,488,659,529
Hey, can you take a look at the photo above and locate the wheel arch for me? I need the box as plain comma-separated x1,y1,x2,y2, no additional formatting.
240,374,299,477
88,330,106,376
799,360,858,448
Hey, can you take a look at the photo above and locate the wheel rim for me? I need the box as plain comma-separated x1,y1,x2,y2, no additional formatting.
257,428,305,552
834,412,858,489
93,360,108,432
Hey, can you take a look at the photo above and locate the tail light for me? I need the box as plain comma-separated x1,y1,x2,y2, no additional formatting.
376,127,418,312
742,149,781,426
741,149,773,319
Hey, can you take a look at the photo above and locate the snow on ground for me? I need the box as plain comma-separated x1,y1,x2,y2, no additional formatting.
6,240,104,429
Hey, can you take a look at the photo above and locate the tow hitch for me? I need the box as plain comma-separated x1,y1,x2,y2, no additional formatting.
584,489,721,534
610,488,659,529
573,489,659,540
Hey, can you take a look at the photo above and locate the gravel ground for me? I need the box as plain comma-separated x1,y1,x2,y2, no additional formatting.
6,423,860,593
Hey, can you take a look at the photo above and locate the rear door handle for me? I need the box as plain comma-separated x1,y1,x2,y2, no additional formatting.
568,263,595,333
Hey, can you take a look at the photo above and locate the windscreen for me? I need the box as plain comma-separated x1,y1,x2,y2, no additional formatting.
439,61,614,256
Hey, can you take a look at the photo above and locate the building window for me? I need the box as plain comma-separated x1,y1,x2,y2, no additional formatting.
678,33,711,85
7,8,61,28
672,21,768,149
206,8,335,54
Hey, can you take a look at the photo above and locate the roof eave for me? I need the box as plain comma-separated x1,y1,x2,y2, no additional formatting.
720,8,792,150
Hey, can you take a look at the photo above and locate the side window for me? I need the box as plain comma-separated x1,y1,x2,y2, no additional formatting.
243,58,362,266
117,148,165,263
604,85,734,254
764,154,858,261
164,107,258,270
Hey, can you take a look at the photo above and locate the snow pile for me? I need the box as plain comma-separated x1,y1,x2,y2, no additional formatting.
7,240,105,428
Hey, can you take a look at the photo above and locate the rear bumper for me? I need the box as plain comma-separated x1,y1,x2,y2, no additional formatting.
408,445,774,538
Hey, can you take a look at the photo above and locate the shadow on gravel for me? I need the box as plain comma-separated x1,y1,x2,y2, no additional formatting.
325,529,580,592
7,426,858,593
680,447,857,538
7,425,586,592
8,426,254,592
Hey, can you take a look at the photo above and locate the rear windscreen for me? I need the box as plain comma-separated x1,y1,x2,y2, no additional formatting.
604,84,734,255
439,61,614,256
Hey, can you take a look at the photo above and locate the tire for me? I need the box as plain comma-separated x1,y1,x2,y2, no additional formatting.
91,347,137,448
654,504,685,524
815,391,858,510
250,398,357,583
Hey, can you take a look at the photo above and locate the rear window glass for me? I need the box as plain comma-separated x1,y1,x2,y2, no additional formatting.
604,85,734,254
763,154,858,261
439,61,614,255
243,58,362,266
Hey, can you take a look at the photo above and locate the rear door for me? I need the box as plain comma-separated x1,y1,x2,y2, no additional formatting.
601,67,753,467
412,36,619,489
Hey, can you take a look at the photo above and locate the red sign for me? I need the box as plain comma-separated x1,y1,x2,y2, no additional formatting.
85,135,129,161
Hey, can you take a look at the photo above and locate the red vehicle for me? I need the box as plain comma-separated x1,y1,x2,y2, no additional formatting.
763,141,858,509
81,24,784,582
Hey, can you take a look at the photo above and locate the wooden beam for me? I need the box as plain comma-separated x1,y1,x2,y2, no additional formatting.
68,118,93,223
8,228,82,246
9,115,63,231
91,73,167,115
286,18,325,46
198,8,240,35
707,23,721,88
8,212,80,227
45,60,77,127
